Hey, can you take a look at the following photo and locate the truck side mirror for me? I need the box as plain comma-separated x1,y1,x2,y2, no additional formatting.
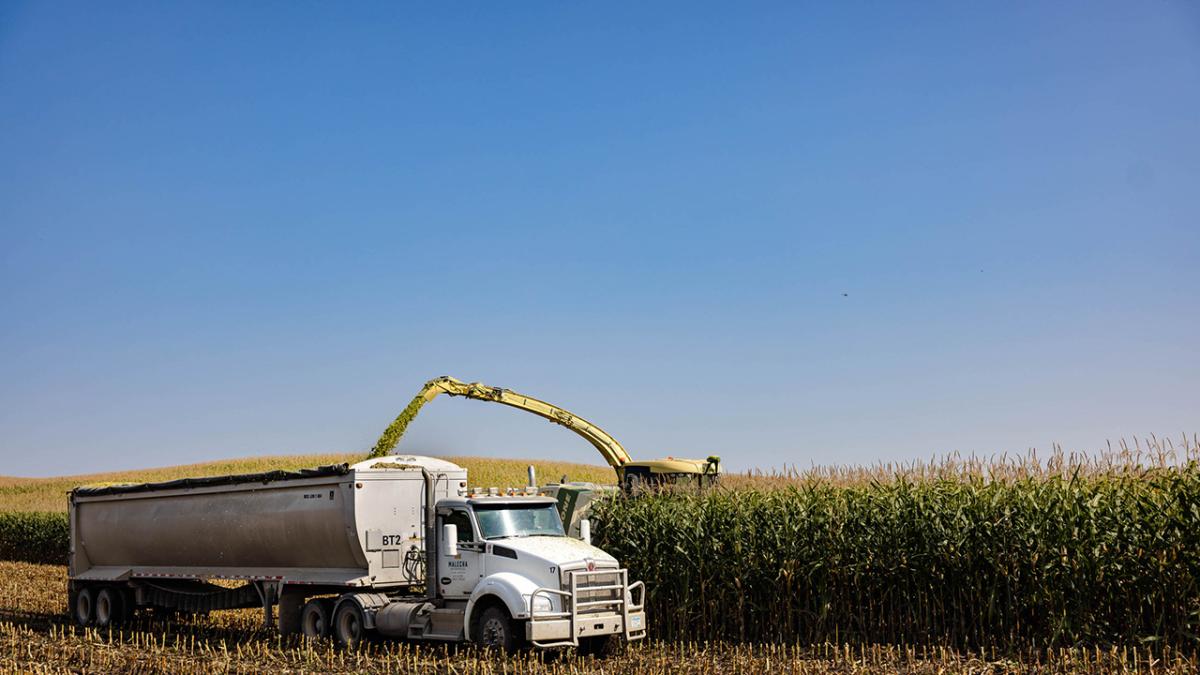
579,519,591,545
443,524,458,557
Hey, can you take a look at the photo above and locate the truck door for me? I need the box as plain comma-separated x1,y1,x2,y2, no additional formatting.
437,507,484,598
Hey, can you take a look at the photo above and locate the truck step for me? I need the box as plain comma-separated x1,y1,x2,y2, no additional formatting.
425,607,465,640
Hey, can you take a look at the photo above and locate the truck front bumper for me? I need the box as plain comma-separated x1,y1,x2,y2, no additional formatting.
526,610,646,643
526,568,647,648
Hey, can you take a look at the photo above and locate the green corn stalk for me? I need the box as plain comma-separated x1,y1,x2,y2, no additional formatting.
590,460,1200,650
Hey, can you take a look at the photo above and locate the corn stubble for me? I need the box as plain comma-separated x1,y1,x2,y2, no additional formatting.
2,563,1194,674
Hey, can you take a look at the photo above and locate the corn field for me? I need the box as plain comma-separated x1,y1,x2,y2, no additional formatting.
593,437,1200,649
0,512,67,565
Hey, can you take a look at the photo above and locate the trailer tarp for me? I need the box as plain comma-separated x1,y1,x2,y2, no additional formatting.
72,463,352,497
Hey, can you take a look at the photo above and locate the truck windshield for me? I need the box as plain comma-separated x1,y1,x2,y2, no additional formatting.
474,503,565,540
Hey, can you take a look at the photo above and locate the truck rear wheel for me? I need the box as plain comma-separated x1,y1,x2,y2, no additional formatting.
473,604,522,653
333,601,367,648
301,598,333,639
72,587,94,626
94,587,124,627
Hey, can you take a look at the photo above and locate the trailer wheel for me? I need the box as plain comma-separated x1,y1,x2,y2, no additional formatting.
473,604,521,653
333,601,367,648
94,587,124,627
72,587,95,626
301,598,333,639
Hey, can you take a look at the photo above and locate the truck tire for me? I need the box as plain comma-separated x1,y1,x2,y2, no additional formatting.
72,587,94,626
301,598,333,639
473,604,522,653
333,601,367,648
94,587,124,627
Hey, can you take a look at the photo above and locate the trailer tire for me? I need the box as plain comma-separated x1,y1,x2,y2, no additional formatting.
94,587,124,627
72,587,95,626
473,604,522,653
333,601,367,648
301,598,333,639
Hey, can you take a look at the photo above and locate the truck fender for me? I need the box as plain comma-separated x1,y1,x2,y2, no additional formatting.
463,572,541,640
332,592,390,630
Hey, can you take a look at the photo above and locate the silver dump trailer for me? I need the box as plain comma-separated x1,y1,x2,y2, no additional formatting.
68,455,646,653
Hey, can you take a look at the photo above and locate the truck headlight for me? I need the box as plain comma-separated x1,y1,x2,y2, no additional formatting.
530,594,553,613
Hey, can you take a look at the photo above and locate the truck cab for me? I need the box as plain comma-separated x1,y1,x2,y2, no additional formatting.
321,479,646,653
427,495,645,650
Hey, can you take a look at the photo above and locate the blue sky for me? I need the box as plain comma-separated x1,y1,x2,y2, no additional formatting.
1,2,1197,476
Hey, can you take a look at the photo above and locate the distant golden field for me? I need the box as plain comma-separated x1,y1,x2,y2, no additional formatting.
8,436,1190,513
0,454,614,513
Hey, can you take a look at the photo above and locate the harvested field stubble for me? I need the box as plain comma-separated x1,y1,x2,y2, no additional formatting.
2,563,1197,674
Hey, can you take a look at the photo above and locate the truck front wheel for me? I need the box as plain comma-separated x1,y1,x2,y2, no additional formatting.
333,601,367,648
473,605,522,653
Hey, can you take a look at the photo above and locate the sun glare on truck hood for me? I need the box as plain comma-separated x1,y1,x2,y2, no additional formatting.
499,536,618,567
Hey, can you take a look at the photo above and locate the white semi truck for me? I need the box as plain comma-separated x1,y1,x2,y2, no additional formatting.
67,455,646,653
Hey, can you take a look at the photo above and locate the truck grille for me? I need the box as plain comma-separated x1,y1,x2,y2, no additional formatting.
562,566,623,615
